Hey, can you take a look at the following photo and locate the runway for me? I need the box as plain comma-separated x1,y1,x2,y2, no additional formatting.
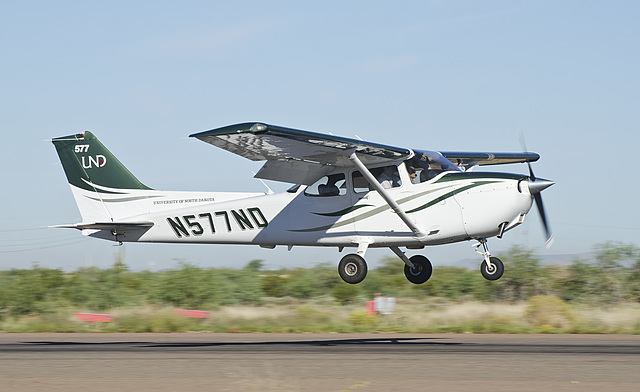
0,333,638,391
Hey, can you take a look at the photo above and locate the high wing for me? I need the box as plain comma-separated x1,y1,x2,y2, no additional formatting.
190,122,540,184
190,123,412,185
441,151,539,170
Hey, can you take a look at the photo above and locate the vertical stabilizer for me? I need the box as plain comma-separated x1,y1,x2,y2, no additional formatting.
52,132,153,222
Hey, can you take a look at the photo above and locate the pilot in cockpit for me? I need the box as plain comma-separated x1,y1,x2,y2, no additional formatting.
406,154,440,183
406,164,417,183
377,166,401,189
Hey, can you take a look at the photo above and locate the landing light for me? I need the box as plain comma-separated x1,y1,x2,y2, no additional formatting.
252,123,268,132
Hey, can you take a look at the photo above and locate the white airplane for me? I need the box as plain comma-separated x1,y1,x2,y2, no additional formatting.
51,123,554,284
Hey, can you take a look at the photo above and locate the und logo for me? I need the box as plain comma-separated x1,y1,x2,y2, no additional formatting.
81,155,107,169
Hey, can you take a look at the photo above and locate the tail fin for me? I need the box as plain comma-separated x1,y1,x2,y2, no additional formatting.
52,131,153,222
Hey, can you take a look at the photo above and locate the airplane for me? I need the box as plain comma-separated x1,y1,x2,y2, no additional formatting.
51,122,554,284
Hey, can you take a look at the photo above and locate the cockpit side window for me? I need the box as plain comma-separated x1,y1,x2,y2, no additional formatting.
352,165,402,193
406,151,461,183
304,173,347,197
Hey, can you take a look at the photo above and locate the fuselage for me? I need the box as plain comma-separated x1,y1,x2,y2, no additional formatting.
85,169,534,250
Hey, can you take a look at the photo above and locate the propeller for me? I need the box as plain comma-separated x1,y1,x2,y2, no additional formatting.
520,133,554,247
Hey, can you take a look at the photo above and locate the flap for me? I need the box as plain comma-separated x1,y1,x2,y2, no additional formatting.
254,159,337,185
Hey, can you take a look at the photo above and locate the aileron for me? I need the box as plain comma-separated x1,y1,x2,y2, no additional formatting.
441,151,540,170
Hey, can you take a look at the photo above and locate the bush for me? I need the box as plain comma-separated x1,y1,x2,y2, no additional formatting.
348,311,378,327
331,283,361,305
261,275,288,297
525,295,574,329
151,264,220,308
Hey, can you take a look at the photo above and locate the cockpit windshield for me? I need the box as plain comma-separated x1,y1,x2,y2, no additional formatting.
405,150,461,183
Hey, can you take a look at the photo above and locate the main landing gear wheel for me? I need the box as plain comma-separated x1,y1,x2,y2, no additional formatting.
481,257,504,281
338,254,368,284
404,255,433,284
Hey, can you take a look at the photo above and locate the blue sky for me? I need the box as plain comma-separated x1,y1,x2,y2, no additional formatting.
1,1,639,271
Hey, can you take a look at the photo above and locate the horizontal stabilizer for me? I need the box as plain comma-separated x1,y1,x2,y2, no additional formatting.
51,221,154,231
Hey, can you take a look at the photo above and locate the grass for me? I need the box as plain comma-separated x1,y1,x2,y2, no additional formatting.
1,297,639,334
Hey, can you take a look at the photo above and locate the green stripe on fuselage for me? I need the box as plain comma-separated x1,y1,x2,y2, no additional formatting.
289,177,504,233
405,181,497,213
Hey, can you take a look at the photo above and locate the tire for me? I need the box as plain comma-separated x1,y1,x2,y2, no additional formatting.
338,254,368,284
404,255,433,284
480,257,504,280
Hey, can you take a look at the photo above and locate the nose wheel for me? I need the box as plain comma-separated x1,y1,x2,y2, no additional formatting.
481,256,504,280
474,239,504,281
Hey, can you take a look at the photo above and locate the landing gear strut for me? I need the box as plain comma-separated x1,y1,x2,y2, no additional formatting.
474,239,504,280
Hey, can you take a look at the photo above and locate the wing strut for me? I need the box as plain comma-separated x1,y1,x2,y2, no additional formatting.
347,152,427,239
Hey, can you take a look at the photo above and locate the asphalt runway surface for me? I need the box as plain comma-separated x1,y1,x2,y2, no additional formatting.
0,333,638,392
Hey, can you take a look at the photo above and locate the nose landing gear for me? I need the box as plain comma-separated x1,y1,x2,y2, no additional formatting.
474,239,504,281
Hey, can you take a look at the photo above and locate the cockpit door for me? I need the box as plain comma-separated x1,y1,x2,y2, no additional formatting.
289,173,356,244
350,164,418,237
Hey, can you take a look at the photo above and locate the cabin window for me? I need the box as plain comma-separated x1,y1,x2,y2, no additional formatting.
352,165,401,193
405,151,460,183
304,174,347,197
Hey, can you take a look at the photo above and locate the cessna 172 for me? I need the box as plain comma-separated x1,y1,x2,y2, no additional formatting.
51,123,553,284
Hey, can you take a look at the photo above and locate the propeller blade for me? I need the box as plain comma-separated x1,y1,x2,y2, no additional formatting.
520,133,537,181
527,161,536,181
520,132,553,247
533,192,553,247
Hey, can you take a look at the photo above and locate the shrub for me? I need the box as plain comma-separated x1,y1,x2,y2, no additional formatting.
261,275,288,297
525,295,574,329
348,311,378,327
331,283,360,305
151,264,220,308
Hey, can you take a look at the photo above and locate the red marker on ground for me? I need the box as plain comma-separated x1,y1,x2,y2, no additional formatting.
75,313,113,322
